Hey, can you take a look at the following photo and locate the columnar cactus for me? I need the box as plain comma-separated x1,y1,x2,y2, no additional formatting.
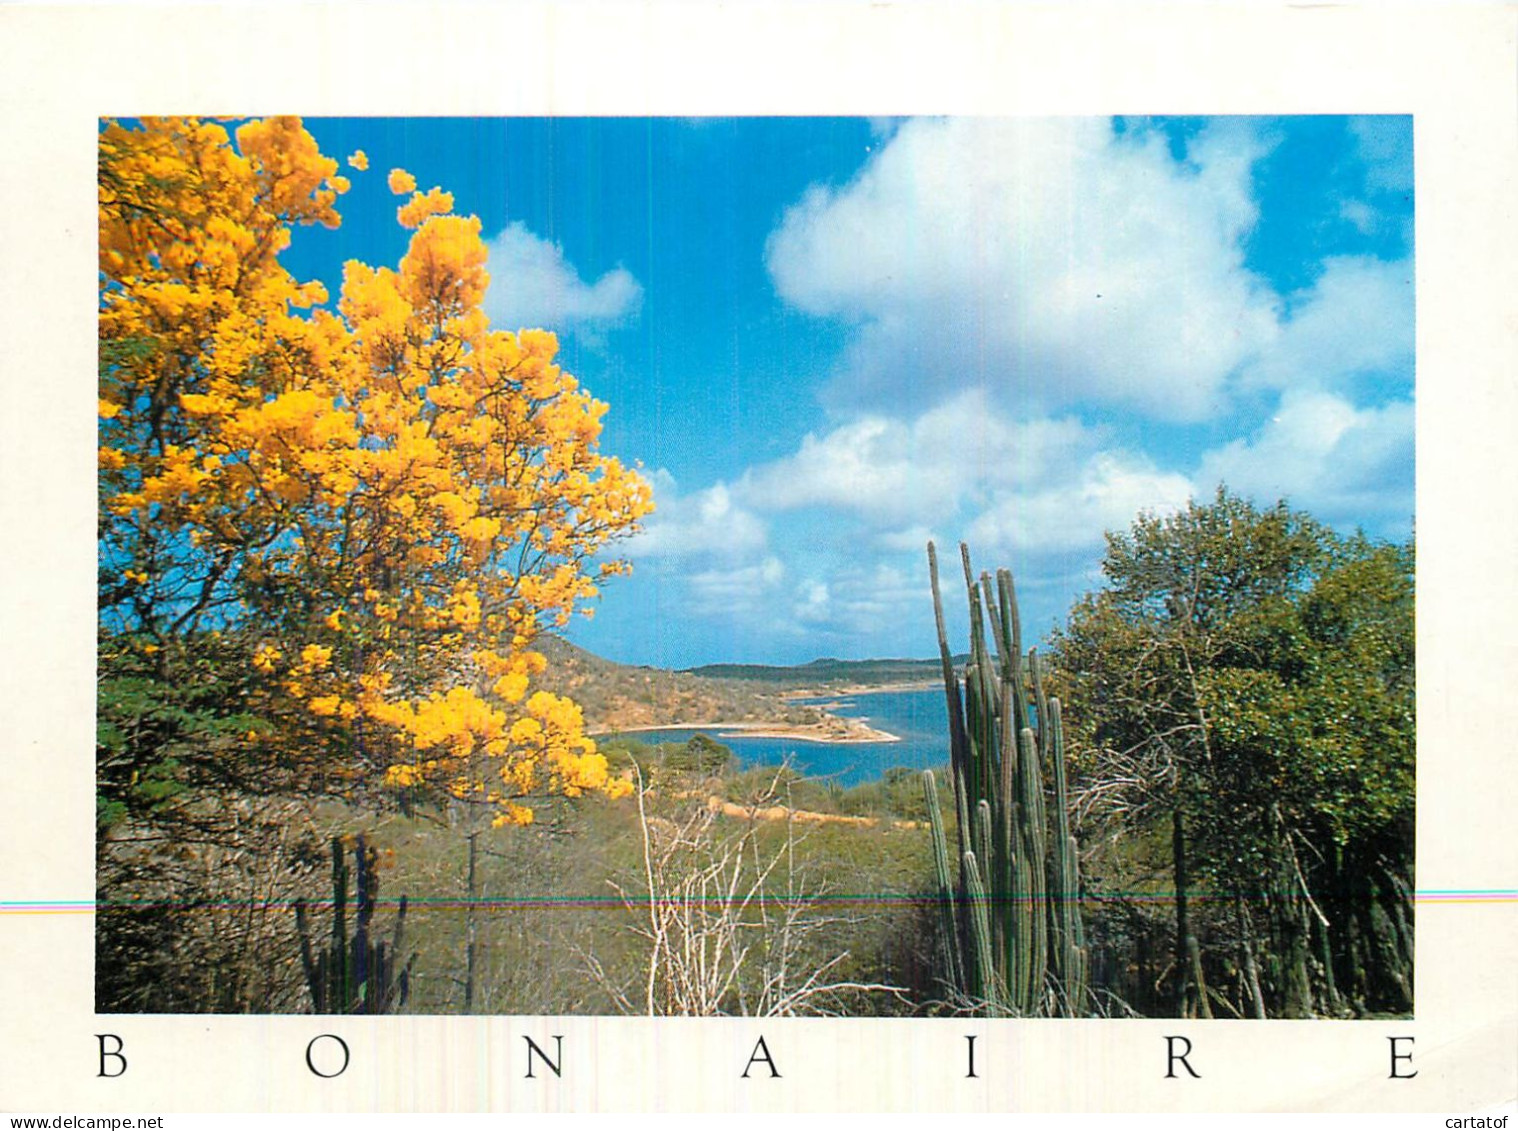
922,542,1088,1016
295,834,413,1014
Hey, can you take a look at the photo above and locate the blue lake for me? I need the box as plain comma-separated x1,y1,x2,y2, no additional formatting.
616,686,952,786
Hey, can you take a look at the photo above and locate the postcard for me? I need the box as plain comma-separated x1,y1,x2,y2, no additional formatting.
1,1,1515,1115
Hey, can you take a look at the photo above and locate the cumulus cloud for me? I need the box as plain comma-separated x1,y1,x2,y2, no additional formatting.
734,383,1194,565
765,117,1281,422
1347,116,1414,195
622,471,767,561
966,452,1195,559
786,564,929,639
739,388,1098,523
875,525,944,553
1339,200,1378,235
1196,389,1413,531
485,222,641,331
1241,256,1414,393
687,556,786,615
793,579,832,625
599,116,1416,665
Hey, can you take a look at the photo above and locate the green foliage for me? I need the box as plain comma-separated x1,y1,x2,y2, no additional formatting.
834,765,935,822
97,629,273,832
598,732,733,778
595,736,657,773
665,733,733,773
1050,488,1414,1017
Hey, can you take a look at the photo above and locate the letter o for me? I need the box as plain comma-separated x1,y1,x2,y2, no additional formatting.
306,1033,350,1078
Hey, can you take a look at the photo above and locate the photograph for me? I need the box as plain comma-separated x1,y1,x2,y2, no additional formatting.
96,114,1415,1022
3,2,1514,1115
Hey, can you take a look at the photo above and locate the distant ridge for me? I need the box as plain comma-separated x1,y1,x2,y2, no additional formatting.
683,656,956,685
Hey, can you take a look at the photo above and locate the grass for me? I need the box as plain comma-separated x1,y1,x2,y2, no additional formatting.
307,753,946,1016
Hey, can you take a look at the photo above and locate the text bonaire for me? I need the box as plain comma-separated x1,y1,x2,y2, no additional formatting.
98,117,653,824
91,1031,1426,1083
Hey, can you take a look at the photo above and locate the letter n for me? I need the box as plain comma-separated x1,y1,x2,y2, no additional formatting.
525,1035,563,1079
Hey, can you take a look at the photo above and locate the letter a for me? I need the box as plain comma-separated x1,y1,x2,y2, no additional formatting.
742,1035,780,1079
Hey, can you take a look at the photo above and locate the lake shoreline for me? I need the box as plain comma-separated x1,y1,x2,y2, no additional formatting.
590,719,902,745
780,679,942,699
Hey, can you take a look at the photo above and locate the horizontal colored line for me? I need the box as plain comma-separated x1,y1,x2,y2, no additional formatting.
2,891,1514,914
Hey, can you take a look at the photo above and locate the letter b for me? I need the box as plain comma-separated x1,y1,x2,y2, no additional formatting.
96,1033,126,1077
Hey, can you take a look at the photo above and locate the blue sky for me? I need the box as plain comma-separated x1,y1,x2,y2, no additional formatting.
289,116,1414,669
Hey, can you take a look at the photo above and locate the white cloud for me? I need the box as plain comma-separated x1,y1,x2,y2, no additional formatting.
739,388,1098,523
793,579,832,624
1241,256,1414,393
622,471,767,561
1196,389,1414,530
1339,199,1378,235
687,556,786,615
966,452,1195,559
485,222,641,330
603,117,1416,665
1347,116,1414,195
875,525,943,553
736,383,1196,566
787,564,930,639
765,117,1281,422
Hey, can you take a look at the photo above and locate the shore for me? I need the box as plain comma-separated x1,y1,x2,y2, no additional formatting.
590,717,901,745
780,679,941,699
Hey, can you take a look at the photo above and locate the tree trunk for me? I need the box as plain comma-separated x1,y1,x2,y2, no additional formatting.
1235,893,1268,1019
1173,807,1192,1017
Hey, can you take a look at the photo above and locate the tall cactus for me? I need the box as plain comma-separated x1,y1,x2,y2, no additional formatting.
922,542,1088,1016
295,834,414,1014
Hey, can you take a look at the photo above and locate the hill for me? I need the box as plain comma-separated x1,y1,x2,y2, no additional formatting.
534,639,945,736
534,636,812,733
684,656,950,687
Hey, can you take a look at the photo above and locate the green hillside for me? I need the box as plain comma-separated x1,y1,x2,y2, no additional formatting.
684,656,956,686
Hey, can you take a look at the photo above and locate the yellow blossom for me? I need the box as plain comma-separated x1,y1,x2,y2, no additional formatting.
396,187,454,230
98,117,654,829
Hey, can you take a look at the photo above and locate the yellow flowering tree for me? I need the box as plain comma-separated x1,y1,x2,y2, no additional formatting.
99,116,650,828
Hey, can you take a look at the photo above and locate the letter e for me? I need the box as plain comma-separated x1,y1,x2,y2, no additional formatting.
1389,1036,1416,1079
